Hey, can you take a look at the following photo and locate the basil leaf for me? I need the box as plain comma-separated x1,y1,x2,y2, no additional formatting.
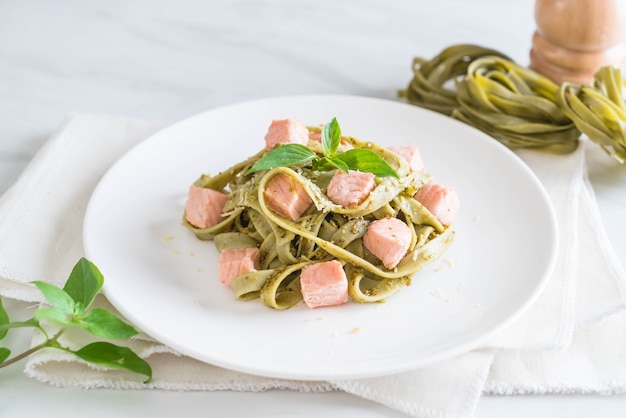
73,342,152,383
334,149,399,178
324,157,350,174
0,347,10,363
246,144,316,174
63,257,104,309
34,307,73,327
79,308,139,339
311,157,328,171
321,117,341,158
0,298,8,340
312,157,348,173
32,281,77,315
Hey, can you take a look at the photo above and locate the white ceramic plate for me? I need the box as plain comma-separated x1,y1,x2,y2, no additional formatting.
83,95,557,380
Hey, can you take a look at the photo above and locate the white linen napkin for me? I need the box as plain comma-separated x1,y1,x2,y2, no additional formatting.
1,113,625,418
485,145,626,351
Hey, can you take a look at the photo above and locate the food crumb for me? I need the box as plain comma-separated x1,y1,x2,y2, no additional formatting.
435,257,455,272
170,249,180,255
431,289,444,299
189,252,195,257
316,316,326,321
163,235,175,242
351,327,362,334
195,268,203,273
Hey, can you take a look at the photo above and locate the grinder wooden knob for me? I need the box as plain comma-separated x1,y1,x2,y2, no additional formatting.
530,0,626,84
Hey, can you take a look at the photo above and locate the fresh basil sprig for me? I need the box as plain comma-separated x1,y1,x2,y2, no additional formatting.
0,258,152,382
246,117,399,178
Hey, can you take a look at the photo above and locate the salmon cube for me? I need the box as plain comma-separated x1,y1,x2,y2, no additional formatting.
308,131,322,142
414,182,460,226
363,218,412,269
308,124,324,142
326,170,376,208
264,119,310,150
218,247,260,286
263,174,312,221
300,260,348,308
388,146,425,173
185,185,229,229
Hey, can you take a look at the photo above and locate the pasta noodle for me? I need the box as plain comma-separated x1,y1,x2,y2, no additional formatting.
400,44,626,164
183,127,455,309
400,46,580,154
558,66,626,163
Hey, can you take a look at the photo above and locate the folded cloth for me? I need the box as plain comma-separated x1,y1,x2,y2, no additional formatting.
486,310,626,395
1,113,625,418
486,144,626,351
484,140,626,396
0,115,168,301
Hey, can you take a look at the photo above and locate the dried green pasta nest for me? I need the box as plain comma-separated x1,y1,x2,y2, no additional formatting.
453,56,580,154
401,45,626,162
400,45,580,154
557,66,626,163
400,44,511,116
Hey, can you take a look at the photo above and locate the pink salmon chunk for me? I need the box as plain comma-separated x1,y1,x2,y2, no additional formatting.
362,217,412,269
308,131,322,141
263,174,313,221
414,182,460,226
185,185,229,229
218,247,260,286
264,119,309,150
326,170,376,208
388,146,425,173
300,260,349,308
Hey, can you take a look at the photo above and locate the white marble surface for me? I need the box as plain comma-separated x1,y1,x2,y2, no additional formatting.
1,0,626,417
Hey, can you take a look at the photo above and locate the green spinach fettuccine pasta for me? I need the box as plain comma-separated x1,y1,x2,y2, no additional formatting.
558,66,626,163
400,44,511,116
183,128,454,310
453,56,579,153
400,45,579,154
400,44,626,162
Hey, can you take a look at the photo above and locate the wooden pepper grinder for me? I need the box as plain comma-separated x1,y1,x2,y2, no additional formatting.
530,0,626,85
